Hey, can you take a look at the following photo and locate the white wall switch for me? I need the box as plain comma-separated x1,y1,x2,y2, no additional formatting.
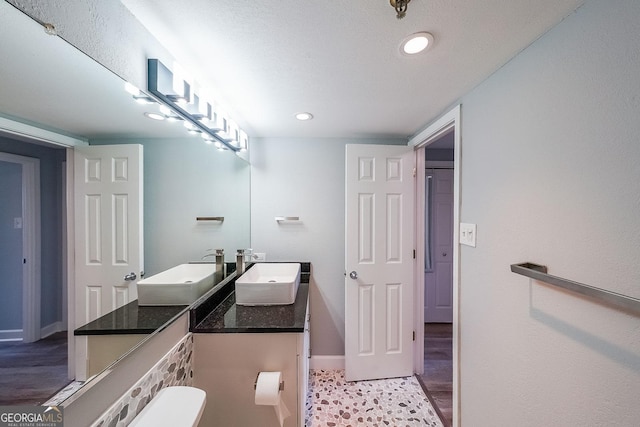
252,252,266,262
460,223,477,247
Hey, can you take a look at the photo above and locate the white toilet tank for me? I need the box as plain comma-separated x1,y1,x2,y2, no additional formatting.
128,386,206,427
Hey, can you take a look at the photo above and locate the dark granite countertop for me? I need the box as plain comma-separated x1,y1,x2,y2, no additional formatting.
191,262,311,333
74,262,237,336
74,301,187,335
74,262,310,336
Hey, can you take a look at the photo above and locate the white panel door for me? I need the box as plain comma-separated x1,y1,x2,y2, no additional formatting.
74,144,143,326
345,144,414,382
425,168,454,322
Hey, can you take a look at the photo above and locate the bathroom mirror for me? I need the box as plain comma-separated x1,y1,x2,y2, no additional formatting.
0,2,250,405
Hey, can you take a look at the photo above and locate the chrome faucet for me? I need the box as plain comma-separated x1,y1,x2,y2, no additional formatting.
236,249,252,275
202,249,225,276
214,249,225,275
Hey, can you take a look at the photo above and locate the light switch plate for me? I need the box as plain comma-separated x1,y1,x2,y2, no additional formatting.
460,223,477,247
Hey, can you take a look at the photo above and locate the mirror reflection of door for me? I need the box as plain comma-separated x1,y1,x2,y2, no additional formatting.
0,160,23,341
0,142,68,406
424,167,454,323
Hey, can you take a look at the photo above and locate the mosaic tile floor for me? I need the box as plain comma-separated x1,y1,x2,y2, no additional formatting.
306,369,444,427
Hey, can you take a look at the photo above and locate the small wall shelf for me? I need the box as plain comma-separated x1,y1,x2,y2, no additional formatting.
511,262,640,314
196,216,224,222
275,216,300,222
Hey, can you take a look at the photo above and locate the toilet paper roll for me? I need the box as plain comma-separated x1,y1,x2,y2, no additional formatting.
255,371,290,426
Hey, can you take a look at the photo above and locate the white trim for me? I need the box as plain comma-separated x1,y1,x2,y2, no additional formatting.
41,321,66,338
0,116,87,148
61,161,68,339
409,107,460,147
309,355,345,370
411,104,461,427
66,148,76,380
0,329,23,342
0,152,41,344
414,147,426,375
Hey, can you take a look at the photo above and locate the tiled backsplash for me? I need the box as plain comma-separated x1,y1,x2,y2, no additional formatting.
91,333,194,427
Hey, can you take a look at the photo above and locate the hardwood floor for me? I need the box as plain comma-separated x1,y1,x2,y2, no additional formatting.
0,332,70,405
418,323,453,427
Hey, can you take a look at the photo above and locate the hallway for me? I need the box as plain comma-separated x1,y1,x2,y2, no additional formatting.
0,332,69,405
419,323,453,427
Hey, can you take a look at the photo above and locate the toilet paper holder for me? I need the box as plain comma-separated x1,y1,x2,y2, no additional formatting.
254,373,284,391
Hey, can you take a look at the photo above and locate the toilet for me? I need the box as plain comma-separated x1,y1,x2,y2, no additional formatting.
128,386,206,427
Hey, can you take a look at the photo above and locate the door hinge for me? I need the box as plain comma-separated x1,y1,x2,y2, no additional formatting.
413,249,416,259
412,331,416,341
413,167,417,177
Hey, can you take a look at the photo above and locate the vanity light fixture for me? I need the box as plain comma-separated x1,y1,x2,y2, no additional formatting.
140,58,246,152
295,112,313,121
144,112,165,121
400,32,434,55
125,82,156,104
239,131,249,152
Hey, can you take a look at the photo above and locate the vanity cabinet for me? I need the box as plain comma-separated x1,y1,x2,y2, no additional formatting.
74,301,187,380
83,334,146,379
194,326,310,426
191,268,311,427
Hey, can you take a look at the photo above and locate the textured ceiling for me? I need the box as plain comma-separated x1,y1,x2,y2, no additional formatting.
121,0,585,139
0,1,191,141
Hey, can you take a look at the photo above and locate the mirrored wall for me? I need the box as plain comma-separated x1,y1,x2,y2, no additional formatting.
0,1,250,405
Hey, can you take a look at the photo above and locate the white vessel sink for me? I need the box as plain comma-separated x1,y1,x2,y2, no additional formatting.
235,263,301,306
137,263,215,306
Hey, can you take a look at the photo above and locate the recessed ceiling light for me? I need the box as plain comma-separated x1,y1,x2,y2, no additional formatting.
295,112,314,121
144,112,165,121
400,32,434,55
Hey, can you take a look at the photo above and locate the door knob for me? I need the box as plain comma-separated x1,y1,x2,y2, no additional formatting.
124,272,137,281
349,271,358,280
442,252,447,257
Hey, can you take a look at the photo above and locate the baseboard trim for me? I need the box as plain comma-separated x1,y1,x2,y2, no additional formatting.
310,355,345,370
0,329,23,342
41,321,65,338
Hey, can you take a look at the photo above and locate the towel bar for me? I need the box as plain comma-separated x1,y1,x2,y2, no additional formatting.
511,262,640,314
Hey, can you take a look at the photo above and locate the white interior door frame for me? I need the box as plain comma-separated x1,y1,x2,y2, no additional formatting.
409,104,461,427
1,116,84,374
0,152,41,343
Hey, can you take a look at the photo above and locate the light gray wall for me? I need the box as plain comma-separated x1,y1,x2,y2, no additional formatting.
250,137,406,355
453,0,640,424
93,138,250,276
0,137,66,330
0,160,23,330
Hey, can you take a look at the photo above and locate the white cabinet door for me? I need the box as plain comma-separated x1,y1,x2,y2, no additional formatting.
74,144,143,379
345,144,415,382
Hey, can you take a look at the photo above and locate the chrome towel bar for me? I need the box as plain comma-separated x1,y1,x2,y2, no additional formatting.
511,262,640,314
